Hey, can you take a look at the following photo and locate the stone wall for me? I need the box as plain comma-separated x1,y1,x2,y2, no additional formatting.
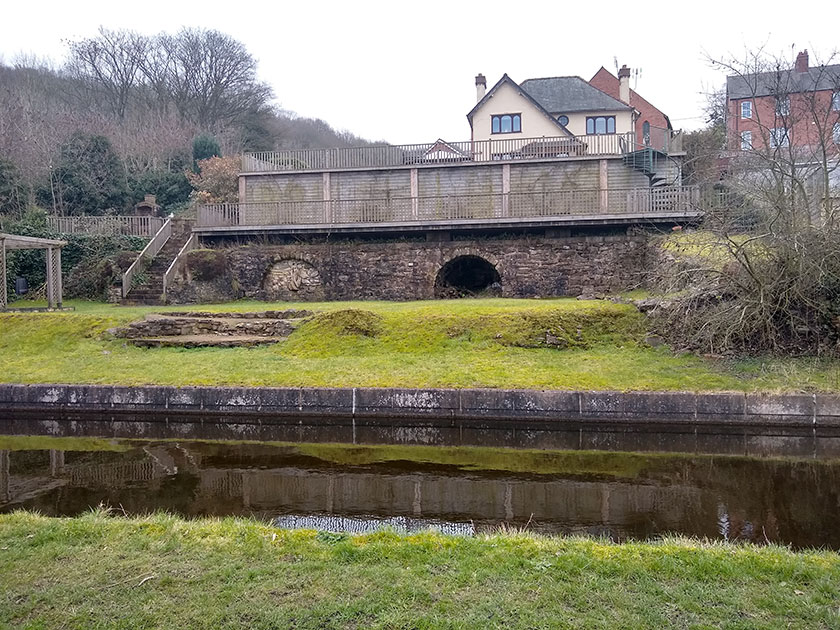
169,234,649,302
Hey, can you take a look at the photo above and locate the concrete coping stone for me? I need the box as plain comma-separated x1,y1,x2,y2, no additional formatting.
0,384,832,428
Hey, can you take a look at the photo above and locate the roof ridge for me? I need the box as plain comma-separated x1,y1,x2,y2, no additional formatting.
522,75,586,82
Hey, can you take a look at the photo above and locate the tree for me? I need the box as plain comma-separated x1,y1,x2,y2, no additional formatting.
0,159,28,219
65,27,147,120
149,28,273,130
47,133,129,215
653,48,840,355
185,155,239,204
192,134,221,170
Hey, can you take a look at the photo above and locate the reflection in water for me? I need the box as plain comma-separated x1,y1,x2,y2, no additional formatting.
1,438,839,549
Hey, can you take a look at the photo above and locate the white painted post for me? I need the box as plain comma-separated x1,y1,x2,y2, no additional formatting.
599,160,609,212
322,172,332,223
55,247,63,308
410,168,419,220
501,164,511,218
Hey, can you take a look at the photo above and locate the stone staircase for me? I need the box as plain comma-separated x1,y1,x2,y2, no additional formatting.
110,310,313,348
123,218,194,305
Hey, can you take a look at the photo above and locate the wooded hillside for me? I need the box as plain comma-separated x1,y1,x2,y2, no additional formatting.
0,27,374,218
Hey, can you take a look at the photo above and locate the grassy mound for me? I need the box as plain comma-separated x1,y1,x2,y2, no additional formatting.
2,299,840,391
1,511,838,629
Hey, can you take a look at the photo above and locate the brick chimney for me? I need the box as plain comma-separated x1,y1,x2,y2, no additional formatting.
618,65,631,103
795,50,809,73
475,74,486,102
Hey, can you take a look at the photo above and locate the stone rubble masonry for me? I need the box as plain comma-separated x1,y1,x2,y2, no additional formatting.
0,384,837,429
185,234,650,302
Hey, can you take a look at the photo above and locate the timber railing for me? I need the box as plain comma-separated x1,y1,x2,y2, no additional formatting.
162,231,198,302
198,186,700,228
122,218,171,298
48,215,164,237
242,133,640,173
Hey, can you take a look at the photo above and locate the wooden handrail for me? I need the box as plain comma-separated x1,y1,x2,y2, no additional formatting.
162,232,197,302
122,218,172,298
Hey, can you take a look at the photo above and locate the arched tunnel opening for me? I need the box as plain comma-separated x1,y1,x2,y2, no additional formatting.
434,255,502,298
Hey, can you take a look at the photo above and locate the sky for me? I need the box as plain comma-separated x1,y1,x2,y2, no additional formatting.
1,0,837,144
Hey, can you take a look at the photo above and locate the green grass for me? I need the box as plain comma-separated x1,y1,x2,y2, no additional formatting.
0,511,837,629
1,299,840,392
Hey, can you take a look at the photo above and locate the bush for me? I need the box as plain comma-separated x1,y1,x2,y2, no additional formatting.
185,249,228,281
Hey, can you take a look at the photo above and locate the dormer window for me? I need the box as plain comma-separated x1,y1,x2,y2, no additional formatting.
491,114,521,134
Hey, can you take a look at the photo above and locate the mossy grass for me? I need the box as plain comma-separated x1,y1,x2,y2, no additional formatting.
1,511,838,629
1,299,840,391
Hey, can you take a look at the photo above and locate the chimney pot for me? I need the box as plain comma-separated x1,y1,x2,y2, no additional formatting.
475,73,487,102
618,64,631,79
795,50,809,73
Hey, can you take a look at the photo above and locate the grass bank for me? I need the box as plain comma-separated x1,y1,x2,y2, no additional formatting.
1,299,840,391
0,512,837,629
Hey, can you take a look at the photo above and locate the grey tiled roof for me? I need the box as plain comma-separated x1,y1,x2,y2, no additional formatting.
519,76,632,113
726,65,840,99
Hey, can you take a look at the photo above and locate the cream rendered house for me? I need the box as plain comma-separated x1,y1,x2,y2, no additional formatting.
467,73,636,157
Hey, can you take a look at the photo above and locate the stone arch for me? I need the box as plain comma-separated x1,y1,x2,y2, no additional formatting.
434,254,502,298
263,258,324,301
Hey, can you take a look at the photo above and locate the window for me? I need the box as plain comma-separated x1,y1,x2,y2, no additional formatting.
740,130,752,150
642,121,651,145
833,92,840,111
834,122,840,144
558,115,569,126
776,96,790,116
586,116,616,135
491,113,521,134
741,101,752,119
769,127,789,148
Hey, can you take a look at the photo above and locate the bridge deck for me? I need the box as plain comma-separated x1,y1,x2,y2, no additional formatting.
194,211,703,239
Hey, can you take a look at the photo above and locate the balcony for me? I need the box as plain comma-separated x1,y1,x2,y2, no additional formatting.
197,186,700,235
241,133,649,174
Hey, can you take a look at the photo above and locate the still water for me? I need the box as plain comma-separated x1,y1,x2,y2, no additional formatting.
2,435,839,549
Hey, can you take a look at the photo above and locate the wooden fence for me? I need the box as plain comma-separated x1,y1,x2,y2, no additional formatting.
198,186,700,228
47,215,164,237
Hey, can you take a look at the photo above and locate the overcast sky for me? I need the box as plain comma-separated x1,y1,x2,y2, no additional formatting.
2,1,837,144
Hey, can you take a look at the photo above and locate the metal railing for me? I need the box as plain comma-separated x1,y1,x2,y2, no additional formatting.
242,133,641,173
48,215,164,237
198,186,700,228
122,218,171,298
162,231,197,302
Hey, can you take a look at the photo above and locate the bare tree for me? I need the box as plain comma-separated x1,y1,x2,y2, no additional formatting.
65,27,147,120
652,47,840,356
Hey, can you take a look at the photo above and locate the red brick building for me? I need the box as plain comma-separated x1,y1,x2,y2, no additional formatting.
725,51,840,154
589,65,674,150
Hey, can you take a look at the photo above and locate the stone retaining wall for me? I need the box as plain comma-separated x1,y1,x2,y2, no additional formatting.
169,234,649,302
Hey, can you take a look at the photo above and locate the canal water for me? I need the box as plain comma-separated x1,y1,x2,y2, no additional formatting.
2,435,839,550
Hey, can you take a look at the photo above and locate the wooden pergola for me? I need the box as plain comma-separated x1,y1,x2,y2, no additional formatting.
0,233,67,310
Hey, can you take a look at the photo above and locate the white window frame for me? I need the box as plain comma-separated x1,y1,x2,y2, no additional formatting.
740,130,752,150
832,91,840,112
740,101,752,119
770,127,790,148
834,122,840,145
776,96,791,116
